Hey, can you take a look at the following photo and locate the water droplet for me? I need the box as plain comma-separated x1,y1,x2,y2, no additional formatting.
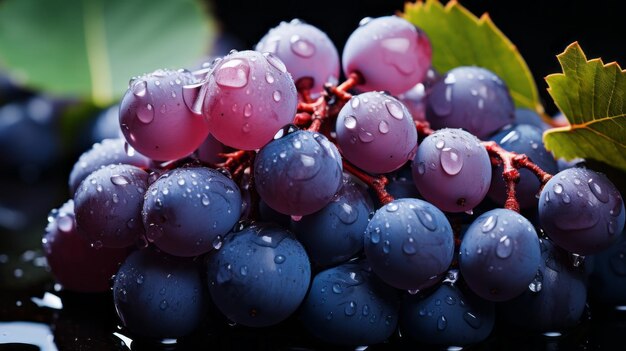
274,255,286,264
608,219,619,235
351,97,360,109
111,175,130,186
264,52,287,72
417,162,426,175
553,183,563,194
240,265,248,276
437,315,448,330
435,139,445,149
496,236,513,258
215,58,250,88
382,37,410,54
415,207,437,231
243,103,253,118
344,301,357,316
386,203,399,212
358,129,374,143
159,300,168,310
500,130,520,145
242,123,251,133
370,229,381,244
332,283,343,294
212,235,223,250
589,178,609,203
402,237,417,255
338,202,358,224
384,100,404,120
445,296,456,305
440,147,463,175
57,215,73,232
463,312,481,329
378,120,389,134
132,80,147,97
482,215,497,233
273,90,282,102
529,270,543,292
265,72,275,84
362,304,370,316
96,184,103,192
383,240,391,254
136,274,144,284
136,104,154,123
359,17,372,26
562,193,571,204
344,115,357,129
290,35,316,57
326,311,334,320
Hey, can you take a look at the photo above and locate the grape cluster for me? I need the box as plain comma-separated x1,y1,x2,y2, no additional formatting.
42,14,626,348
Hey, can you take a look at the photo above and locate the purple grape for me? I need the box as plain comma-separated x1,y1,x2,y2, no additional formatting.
192,133,226,165
342,16,432,95
254,127,343,216
291,174,373,267
401,283,495,346
206,223,311,327
488,124,558,209
426,66,515,138
120,68,209,161
113,248,208,339
202,50,298,150
397,67,441,123
255,19,340,96
142,166,242,257
386,165,422,200
538,167,625,255
68,138,151,196
336,92,418,174
412,128,491,213
364,198,455,291
299,260,400,345
74,164,149,248
43,200,131,292
459,208,541,302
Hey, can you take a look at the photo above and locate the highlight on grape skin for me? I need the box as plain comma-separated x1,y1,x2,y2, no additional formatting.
255,19,340,96
119,68,210,161
202,50,298,150
342,15,432,95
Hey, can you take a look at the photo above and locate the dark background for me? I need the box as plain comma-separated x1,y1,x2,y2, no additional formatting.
211,0,626,116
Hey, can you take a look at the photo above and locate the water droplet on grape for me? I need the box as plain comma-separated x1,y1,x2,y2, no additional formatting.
344,115,357,129
57,215,73,232
273,90,282,102
350,97,360,109
496,235,513,258
264,52,287,72
500,130,520,145
384,100,404,120
553,183,563,194
344,301,357,316
159,300,168,310
440,147,463,175
239,265,248,276
290,35,316,57
265,72,275,84
132,80,147,97
463,312,481,329
215,58,250,88
435,139,445,149
332,283,343,294
386,203,399,212
437,315,448,330
370,228,381,244
136,104,154,123
274,255,286,264
212,235,223,250
588,178,609,203
378,120,389,134
358,129,374,143
359,17,372,26
338,202,358,224
402,237,417,255
481,215,497,233
110,175,130,186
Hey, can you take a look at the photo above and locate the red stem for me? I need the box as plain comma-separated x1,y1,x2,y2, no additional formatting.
342,160,394,205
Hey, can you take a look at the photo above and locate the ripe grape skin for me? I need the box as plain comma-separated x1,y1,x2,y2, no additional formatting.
192,133,226,165
120,68,210,161
74,164,149,249
459,208,541,302
336,91,418,174
299,260,400,345
499,239,587,332
397,67,441,123
202,50,298,150
112,248,208,339
425,66,515,139
254,129,343,216
206,223,311,327
587,229,626,306
412,128,491,213
43,200,131,293
255,19,340,97
68,138,151,196
291,174,373,267
342,16,432,95
400,283,495,346
514,108,549,130
538,167,625,255
142,166,242,257
487,124,558,209
364,198,455,291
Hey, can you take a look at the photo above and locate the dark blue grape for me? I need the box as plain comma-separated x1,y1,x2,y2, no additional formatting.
113,248,208,339
514,108,549,130
364,198,454,291
254,128,343,216
299,260,400,345
587,228,626,307
488,124,558,209
68,138,151,196
90,104,124,143
401,283,495,346
459,208,541,301
206,222,311,327
426,66,515,138
500,239,587,332
291,174,373,267
538,167,625,255
142,166,242,257
386,164,421,200
74,164,149,248
258,199,291,228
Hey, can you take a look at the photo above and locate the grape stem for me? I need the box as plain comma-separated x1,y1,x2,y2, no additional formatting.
342,160,394,206
482,141,553,212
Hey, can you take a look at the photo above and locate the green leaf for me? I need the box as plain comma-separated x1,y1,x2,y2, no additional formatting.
544,42,626,172
0,0,215,107
402,0,542,114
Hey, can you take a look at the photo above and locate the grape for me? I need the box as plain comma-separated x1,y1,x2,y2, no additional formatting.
342,16,432,95
255,19,340,96
142,166,241,257
192,133,226,165
74,164,149,248
112,248,208,339
514,108,549,130
120,68,210,161
364,198,454,291
202,50,298,150
499,239,587,332
43,200,131,292
401,283,495,346
254,127,343,216
89,104,124,143
587,229,626,306
459,208,541,302
258,199,291,228
487,124,558,209
386,164,421,200
299,260,400,345
425,66,515,138
336,91,418,174
68,138,151,196
412,128,491,213
397,67,440,123
538,167,625,255
206,223,311,327
291,174,373,267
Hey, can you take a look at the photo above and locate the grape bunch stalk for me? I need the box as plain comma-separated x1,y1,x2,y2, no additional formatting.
42,13,626,348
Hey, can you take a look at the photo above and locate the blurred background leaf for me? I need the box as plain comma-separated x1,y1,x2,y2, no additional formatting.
0,0,216,107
